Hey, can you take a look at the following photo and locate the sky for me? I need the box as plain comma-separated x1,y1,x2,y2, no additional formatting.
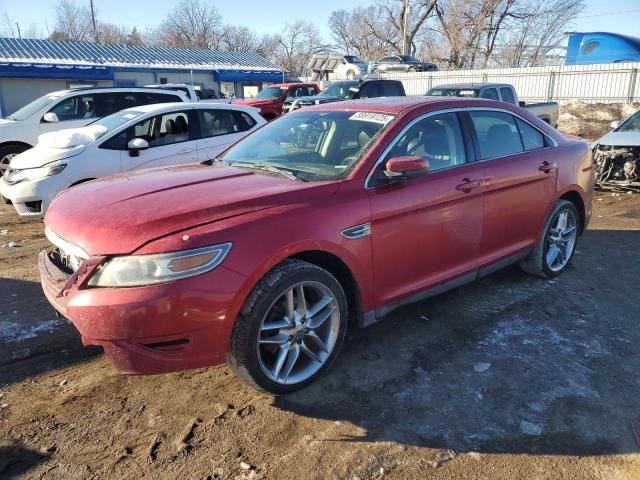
0,0,638,41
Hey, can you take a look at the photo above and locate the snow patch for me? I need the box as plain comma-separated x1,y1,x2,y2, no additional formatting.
37,125,108,149
0,319,64,343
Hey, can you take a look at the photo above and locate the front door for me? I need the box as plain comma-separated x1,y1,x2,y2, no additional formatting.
467,110,558,266
194,109,251,162
123,110,197,171
368,112,484,311
39,93,98,134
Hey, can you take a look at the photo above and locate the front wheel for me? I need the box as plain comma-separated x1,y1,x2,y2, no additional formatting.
0,144,28,177
228,259,348,395
520,200,579,278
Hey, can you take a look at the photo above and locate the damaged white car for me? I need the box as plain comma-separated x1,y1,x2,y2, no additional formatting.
592,109,640,184
0,102,264,217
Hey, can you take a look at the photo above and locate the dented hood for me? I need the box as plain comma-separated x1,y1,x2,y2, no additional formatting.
596,131,640,147
44,163,337,255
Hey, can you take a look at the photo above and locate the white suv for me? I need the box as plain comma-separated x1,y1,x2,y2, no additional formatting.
0,102,264,217
333,55,369,79
0,87,189,175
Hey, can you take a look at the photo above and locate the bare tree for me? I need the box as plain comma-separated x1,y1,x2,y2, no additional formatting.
328,1,438,60
153,0,223,49
49,0,94,42
1,13,44,39
265,21,330,76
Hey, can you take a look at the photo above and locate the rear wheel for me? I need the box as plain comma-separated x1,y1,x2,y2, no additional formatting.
228,259,348,395
408,66,417,73
520,200,579,278
0,144,28,177
346,70,356,79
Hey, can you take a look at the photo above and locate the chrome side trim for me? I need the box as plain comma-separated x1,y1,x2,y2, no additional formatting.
340,223,371,239
45,227,90,259
364,106,558,189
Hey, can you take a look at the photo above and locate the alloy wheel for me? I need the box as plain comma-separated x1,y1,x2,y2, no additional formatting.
545,208,577,272
0,153,16,177
257,281,340,385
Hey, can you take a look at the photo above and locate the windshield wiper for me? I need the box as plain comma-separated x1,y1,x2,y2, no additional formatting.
231,162,306,182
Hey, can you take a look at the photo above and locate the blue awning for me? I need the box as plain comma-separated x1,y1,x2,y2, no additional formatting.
214,69,284,83
0,62,114,80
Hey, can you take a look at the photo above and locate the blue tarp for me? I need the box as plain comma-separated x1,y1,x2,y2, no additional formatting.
0,62,114,80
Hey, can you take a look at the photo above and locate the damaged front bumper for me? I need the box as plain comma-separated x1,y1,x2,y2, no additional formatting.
592,144,640,185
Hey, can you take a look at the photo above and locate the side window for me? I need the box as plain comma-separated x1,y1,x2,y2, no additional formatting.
100,130,128,150
145,111,192,147
516,118,546,151
305,86,317,96
499,87,516,104
236,111,257,131
358,82,379,98
480,88,499,100
385,112,467,172
469,111,524,159
198,110,244,138
94,92,129,117
381,82,402,97
48,94,97,121
135,92,183,106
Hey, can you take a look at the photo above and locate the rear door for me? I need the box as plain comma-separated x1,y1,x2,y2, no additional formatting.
368,111,484,309
467,110,558,267
123,109,197,171
195,109,258,162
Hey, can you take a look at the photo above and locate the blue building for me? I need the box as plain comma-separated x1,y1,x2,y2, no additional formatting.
0,37,284,115
565,32,640,65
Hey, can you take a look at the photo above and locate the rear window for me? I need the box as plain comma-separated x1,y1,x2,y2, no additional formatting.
500,87,516,104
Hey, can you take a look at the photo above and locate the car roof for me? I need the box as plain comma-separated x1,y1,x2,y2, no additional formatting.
303,96,503,115
268,83,315,88
430,83,512,90
120,101,259,115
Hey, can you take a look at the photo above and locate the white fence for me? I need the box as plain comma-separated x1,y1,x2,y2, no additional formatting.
305,62,640,104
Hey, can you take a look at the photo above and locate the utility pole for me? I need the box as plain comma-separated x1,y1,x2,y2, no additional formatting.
89,0,98,43
16,22,21,39
402,0,410,55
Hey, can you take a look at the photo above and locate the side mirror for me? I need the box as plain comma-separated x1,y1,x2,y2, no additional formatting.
384,156,430,180
128,138,149,157
609,120,621,130
43,112,59,123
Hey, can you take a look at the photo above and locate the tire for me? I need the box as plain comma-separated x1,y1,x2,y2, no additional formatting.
0,144,28,177
408,66,417,73
346,70,355,79
228,259,348,395
519,200,579,278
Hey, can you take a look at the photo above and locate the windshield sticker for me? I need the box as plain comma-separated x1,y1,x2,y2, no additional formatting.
349,112,394,124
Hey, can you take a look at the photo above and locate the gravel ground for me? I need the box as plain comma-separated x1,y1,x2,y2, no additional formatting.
1,189,640,480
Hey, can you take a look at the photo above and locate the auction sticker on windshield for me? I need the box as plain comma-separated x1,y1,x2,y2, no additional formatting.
349,112,395,124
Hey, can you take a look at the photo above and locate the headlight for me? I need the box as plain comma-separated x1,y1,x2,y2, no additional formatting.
5,164,66,185
88,243,232,287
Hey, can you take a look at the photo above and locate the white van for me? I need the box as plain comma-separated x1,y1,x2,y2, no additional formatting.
0,87,189,174
0,102,265,217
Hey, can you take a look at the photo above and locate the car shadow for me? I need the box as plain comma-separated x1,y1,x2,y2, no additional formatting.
0,444,47,479
0,277,101,387
273,229,640,456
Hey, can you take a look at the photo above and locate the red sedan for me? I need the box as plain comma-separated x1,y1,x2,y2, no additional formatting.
39,97,593,394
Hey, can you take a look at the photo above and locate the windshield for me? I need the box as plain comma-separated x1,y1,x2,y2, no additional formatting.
220,110,395,181
344,55,364,64
617,111,640,132
7,92,66,121
255,87,286,100
427,88,479,98
90,110,144,136
319,81,359,99
399,55,419,62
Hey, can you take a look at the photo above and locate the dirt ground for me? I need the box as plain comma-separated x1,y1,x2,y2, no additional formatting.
2,147,640,478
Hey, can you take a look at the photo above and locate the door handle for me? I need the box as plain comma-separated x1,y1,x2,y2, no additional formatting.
456,178,481,193
539,161,558,174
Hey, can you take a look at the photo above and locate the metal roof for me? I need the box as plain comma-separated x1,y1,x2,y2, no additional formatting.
0,37,280,72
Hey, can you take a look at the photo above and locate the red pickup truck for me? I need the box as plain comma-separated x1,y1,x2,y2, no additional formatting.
233,83,320,120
